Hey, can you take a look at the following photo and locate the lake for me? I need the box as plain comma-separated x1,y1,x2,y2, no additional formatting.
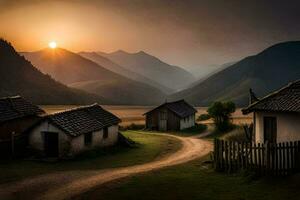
40,105,253,126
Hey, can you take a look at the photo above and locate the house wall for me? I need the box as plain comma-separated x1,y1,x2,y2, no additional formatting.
0,116,41,139
28,120,70,157
146,110,159,130
180,115,195,130
29,121,119,157
255,111,300,143
70,125,119,155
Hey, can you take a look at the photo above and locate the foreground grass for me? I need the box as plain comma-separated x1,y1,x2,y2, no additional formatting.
0,131,181,184
78,154,300,200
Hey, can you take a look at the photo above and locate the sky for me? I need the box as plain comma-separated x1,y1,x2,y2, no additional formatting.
0,0,300,77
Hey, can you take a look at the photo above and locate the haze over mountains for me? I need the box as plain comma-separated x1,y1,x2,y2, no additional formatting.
98,50,196,91
79,52,173,94
170,41,300,106
0,39,108,105
22,48,166,105
2,36,300,107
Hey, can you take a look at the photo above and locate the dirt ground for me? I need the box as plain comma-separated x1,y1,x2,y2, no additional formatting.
0,132,212,200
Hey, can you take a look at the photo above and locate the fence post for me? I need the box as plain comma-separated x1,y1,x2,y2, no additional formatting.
11,131,15,157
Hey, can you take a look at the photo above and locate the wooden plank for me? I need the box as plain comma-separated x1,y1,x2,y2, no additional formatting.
278,143,282,175
237,142,241,169
250,142,253,169
232,141,236,172
266,142,270,174
220,139,223,170
254,143,257,170
224,141,228,172
286,142,291,175
291,141,295,172
258,143,262,175
283,143,286,175
275,143,279,175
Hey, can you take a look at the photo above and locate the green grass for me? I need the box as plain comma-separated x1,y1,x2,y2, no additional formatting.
142,124,207,137
0,131,182,184
77,154,300,200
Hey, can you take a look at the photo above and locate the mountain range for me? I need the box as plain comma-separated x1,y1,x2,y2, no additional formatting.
22,48,166,105
78,51,173,94
170,41,300,106
0,39,108,105
98,50,196,91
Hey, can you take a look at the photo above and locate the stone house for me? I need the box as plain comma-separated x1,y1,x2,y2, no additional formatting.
242,80,300,143
144,99,197,131
28,104,121,157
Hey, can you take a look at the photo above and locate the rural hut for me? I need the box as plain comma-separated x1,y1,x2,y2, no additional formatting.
242,80,300,143
0,96,45,157
144,99,197,131
28,104,121,157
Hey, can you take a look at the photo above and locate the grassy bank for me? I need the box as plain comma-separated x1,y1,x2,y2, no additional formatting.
77,154,300,200
0,131,182,184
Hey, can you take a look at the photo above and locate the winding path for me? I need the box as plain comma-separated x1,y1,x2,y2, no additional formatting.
0,132,213,200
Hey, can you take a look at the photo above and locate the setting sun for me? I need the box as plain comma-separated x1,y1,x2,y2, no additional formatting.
48,41,57,49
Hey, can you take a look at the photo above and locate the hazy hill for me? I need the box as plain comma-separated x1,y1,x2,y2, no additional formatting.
79,52,173,94
0,39,108,105
98,50,196,91
22,48,166,105
170,41,300,106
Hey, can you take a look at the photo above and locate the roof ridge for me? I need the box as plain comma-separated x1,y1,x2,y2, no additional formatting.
48,103,99,116
0,95,21,100
242,79,300,114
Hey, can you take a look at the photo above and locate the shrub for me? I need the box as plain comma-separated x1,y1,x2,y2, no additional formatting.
197,114,211,121
181,123,207,134
120,123,145,131
207,101,236,132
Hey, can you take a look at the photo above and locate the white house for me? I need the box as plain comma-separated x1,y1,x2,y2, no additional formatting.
242,80,300,143
28,104,121,157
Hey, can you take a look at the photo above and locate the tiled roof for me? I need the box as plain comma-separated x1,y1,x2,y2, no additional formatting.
0,96,45,123
47,104,121,136
242,80,300,114
144,99,197,118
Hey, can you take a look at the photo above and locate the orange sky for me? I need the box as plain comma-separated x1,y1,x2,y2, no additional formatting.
1,0,300,76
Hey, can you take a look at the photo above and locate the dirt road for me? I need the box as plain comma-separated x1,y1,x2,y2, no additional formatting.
0,132,213,200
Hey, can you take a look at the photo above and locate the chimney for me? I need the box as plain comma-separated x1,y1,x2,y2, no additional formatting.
249,88,259,104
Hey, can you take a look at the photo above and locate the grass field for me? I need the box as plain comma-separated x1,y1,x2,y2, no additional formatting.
40,105,253,126
77,154,300,200
0,131,181,184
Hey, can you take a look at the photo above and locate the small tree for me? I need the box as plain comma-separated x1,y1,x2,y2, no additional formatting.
207,101,236,132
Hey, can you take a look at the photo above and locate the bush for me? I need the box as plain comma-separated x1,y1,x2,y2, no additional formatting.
197,114,211,121
207,101,236,132
181,123,207,134
120,123,145,131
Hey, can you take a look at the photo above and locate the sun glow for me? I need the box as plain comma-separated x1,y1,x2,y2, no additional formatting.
48,41,57,49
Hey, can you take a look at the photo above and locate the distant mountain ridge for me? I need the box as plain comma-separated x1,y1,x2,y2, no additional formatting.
98,50,196,91
0,39,108,105
22,48,166,105
170,41,300,106
78,51,173,94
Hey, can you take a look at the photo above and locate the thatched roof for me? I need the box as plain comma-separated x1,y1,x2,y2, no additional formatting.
242,80,300,114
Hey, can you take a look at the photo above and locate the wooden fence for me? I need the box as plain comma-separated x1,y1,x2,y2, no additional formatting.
213,139,300,175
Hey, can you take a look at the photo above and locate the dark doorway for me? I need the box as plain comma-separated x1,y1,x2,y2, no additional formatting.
264,117,277,143
44,132,59,157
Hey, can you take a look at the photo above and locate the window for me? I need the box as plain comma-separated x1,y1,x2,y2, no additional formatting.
84,132,93,146
103,127,109,139
263,117,277,143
